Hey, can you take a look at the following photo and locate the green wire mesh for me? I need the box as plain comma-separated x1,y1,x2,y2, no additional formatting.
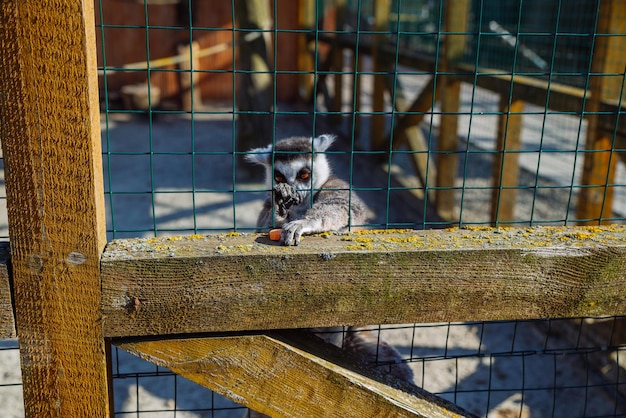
89,0,626,416
95,0,625,240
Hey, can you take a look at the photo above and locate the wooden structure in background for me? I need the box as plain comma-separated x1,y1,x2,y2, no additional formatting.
324,0,625,225
95,0,301,107
1,1,626,416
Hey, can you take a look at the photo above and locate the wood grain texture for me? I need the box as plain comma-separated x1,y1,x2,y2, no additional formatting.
0,242,15,339
0,0,110,415
118,331,473,417
102,226,626,338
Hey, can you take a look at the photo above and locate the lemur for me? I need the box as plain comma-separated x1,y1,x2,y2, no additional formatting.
245,134,415,384
245,134,366,246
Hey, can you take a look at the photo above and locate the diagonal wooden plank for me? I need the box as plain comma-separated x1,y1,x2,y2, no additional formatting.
117,331,474,418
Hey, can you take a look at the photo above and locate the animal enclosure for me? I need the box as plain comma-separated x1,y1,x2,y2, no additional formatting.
0,0,625,417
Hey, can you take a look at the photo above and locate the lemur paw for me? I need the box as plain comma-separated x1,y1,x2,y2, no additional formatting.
281,219,309,246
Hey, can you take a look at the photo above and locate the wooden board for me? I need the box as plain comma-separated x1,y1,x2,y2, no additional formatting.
0,0,110,415
0,242,15,339
101,226,626,338
118,331,474,417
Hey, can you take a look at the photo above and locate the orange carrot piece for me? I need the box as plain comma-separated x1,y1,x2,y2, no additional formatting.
269,228,282,241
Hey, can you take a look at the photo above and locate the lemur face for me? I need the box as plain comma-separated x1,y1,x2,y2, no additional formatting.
245,135,335,195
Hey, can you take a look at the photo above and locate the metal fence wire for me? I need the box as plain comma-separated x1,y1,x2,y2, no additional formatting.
1,0,626,417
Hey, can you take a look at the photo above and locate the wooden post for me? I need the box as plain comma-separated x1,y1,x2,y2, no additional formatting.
435,0,469,221
178,41,203,112
330,0,347,125
235,0,273,152
370,0,391,150
297,0,315,101
0,0,110,416
491,98,524,225
576,0,624,224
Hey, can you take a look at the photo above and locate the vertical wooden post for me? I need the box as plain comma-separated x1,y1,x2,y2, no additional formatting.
178,41,203,112
350,52,363,141
370,0,390,150
330,0,347,125
435,0,469,221
235,0,273,152
491,98,524,225
576,0,624,224
0,0,110,416
297,0,315,102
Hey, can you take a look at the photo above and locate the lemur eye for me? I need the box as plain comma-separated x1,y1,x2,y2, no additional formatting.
298,169,310,180
274,170,285,183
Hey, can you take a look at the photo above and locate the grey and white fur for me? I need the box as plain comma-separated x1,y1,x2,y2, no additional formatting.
246,135,415,387
245,134,367,246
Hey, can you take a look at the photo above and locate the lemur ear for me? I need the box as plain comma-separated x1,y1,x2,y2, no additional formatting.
312,134,335,153
244,145,272,166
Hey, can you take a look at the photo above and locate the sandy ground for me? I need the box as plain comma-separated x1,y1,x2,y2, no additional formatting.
0,69,625,417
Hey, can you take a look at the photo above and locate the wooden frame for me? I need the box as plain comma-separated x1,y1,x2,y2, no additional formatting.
1,1,625,416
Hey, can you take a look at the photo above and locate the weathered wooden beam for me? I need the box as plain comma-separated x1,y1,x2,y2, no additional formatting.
118,331,473,417
101,227,626,338
0,0,111,415
0,242,15,339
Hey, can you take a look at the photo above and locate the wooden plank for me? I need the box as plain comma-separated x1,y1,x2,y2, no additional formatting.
0,242,15,339
0,0,110,416
101,226,626,338
118,331,473,418
576,0,621,224
491,98,524,225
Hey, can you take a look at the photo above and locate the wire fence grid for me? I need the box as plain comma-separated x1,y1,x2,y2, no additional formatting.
1,0,626,417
